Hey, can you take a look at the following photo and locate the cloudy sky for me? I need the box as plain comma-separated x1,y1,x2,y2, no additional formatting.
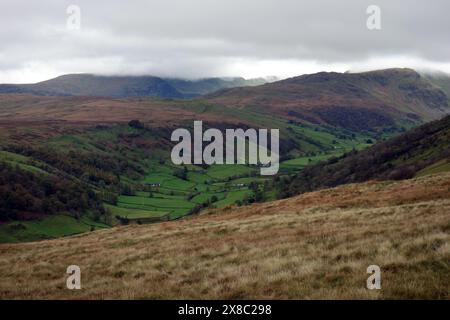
1,0,449,83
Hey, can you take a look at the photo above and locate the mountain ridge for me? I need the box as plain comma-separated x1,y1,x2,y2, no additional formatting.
0,74,269,98
207,68,450,132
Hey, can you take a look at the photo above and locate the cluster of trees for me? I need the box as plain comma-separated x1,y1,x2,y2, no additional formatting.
173,166,188,180
0,123,169,223
234,181,267,206
186,194,223,216
312,107,395,132
187,200,213,216
0,163,104,221
5,144,145,188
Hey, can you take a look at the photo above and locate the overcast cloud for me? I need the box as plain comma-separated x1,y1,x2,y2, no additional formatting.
1,0,449,83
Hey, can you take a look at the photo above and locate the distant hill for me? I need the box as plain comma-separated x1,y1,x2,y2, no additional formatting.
208,68,450,132
1,69,448,132
0,74,269,99
165,77,268,97
281,114,450,197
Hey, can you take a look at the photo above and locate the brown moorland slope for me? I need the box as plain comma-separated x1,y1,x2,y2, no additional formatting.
0,94,228,124
0,173,449,299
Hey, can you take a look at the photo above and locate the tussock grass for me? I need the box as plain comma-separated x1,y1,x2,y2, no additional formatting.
1,174,449,299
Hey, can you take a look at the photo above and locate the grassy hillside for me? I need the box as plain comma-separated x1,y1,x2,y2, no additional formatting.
0,173,448,299
282,115,450,197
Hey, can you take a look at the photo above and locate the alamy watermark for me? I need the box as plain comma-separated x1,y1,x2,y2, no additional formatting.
66,5,81,30
170,121,279,175
366,265,381,290
66,265,81,290
366,5,381,30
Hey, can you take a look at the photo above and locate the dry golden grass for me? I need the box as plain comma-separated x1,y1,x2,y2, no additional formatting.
1,174,449,299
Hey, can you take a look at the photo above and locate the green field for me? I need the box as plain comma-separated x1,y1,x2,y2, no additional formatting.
280,154,333,170
206,164,256,180
214,189,253,208
105,204,169,219
0,215,109,243
126,164,255,217
0,150,49,175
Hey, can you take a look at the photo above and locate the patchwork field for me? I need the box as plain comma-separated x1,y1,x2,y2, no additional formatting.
1,173,449,299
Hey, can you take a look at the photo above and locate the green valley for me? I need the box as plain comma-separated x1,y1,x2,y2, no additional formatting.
1,68,449,243
0,115,378,242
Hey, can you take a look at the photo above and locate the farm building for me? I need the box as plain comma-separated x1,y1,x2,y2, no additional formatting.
144,182,161,187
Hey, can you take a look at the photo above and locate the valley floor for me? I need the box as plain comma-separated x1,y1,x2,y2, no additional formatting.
0,173,449,299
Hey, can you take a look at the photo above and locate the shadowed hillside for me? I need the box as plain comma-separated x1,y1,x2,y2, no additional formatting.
0,173,449,299
281,115,450,197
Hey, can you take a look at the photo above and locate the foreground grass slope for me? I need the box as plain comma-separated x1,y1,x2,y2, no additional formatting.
0,173,449,299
